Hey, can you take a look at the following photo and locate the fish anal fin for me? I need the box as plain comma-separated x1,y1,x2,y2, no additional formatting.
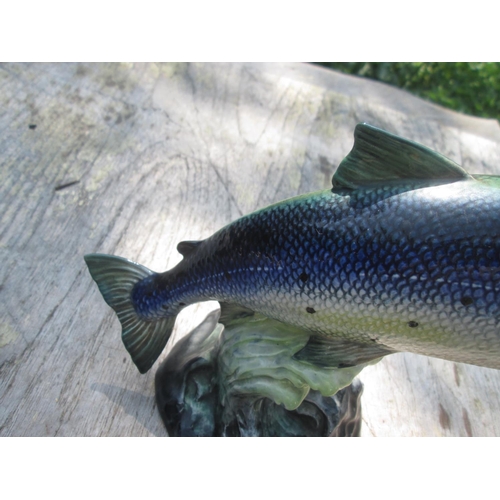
218,302,255,326
293,334,394,368
332,123,471,189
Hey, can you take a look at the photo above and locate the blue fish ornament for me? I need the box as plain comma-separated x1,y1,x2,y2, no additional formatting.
85,123,500,387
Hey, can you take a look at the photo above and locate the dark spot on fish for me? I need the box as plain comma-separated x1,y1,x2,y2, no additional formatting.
55,180,80,191
460,296,473,306
179,302,186,307
299,272,308,282
29,124,37,130
123,358,126,363
462,408,473,437
408,321,419,328
439,403,451,430
306,307,316,314
224,272,232,280
338,362,355,368
370,337,379,343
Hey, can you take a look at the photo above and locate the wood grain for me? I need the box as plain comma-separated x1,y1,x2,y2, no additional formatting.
1,62,500,436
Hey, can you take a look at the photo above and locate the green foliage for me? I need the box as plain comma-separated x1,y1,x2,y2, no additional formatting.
315,63,500,121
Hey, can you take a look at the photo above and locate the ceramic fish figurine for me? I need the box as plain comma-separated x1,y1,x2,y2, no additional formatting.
85,123,500,383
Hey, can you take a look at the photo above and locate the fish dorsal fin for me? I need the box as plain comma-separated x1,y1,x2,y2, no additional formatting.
177,240,202,257
332,123,471,189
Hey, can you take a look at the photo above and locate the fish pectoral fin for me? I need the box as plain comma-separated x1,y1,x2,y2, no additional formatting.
332,123,471,189
218,302,255,326
293,335,394,368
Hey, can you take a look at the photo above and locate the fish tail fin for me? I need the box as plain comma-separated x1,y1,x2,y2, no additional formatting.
84,253,176,374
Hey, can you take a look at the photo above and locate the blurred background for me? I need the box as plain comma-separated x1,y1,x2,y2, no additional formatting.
314,62,500,122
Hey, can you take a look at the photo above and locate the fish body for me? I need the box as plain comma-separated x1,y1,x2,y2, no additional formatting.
85,124,500,374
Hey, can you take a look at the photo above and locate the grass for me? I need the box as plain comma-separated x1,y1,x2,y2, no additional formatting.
315,63,500,122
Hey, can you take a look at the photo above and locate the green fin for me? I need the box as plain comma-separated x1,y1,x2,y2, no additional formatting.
177,240,202,257
293,335,394,368
84,254,175,374
332,123,471,189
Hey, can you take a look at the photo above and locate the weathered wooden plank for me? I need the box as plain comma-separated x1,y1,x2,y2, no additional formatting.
1,62,500,436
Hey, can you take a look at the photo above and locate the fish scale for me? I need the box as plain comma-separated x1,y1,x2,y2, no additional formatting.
84,124,500,375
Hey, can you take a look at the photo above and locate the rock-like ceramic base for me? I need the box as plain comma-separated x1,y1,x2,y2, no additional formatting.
155,355,363,437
